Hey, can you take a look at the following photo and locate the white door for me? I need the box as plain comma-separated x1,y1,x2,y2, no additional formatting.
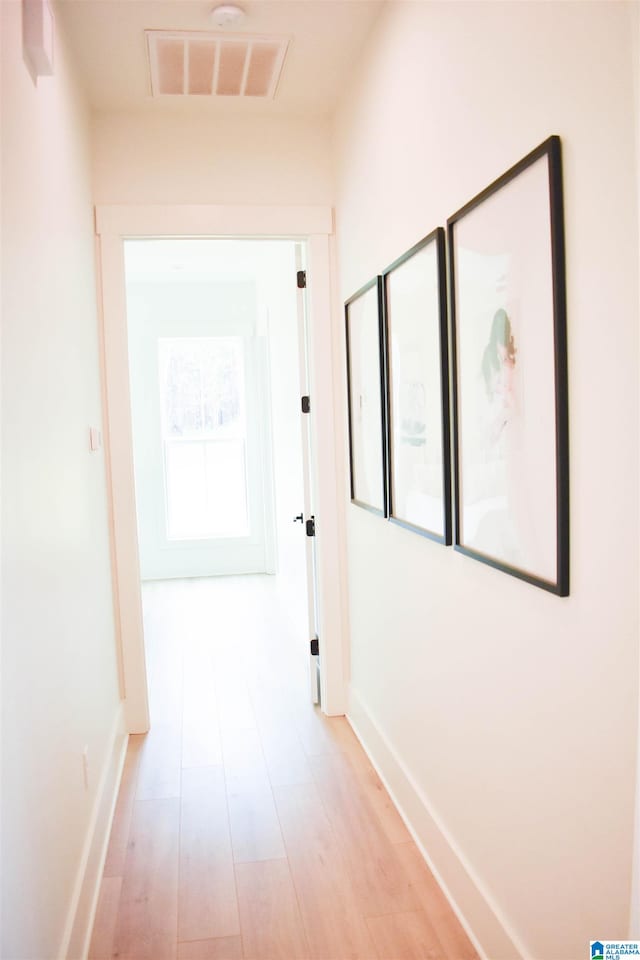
295,245,322,703
125,244,274,580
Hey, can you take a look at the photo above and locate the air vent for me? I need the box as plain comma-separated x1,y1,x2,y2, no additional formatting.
146,31,289,99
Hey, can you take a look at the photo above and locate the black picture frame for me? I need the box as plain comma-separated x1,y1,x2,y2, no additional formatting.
345,277,388,516
447,134,569,595
382,228,452,544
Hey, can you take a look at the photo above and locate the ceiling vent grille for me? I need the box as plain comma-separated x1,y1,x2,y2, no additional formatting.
146,31,289,99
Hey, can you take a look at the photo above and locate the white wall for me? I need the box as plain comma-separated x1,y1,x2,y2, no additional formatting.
93,111,333,205
333,3,639,958
1,3,122,956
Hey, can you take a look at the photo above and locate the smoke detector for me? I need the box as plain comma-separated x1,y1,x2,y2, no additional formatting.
211,5,246,28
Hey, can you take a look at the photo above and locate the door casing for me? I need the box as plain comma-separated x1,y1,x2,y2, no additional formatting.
95,204,347,732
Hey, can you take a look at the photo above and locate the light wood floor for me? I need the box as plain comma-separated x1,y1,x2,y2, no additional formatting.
89,576,478,960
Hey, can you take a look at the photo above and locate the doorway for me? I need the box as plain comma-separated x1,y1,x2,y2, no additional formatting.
96,204,346,730
124,237,316,705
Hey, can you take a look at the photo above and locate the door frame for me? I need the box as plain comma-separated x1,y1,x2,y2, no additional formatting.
95,204,347,732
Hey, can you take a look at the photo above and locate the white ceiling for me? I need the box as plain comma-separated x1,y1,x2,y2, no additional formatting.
57,0,384,115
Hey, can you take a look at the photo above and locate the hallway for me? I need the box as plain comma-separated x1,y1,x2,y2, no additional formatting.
89,577,477,960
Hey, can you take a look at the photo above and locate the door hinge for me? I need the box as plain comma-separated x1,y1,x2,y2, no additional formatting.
310,636,319,657
297,270,307,289
305,516,315,537
301,395,310,413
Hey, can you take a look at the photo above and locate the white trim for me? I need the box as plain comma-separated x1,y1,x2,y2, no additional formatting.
58,705,128,960
95,235,126,700
100,233,150,734
95,205,333,239
307,234,347,715
96,204,345,725
631,738,640,937
347,686,527,960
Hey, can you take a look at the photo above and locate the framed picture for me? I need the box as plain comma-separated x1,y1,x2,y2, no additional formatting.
345,277,387,515
447,135,569,595
382,229,452,543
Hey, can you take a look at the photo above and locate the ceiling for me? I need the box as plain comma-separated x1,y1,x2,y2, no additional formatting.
57,0,384,115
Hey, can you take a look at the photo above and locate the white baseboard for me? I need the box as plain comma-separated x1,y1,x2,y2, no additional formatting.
630,731,640,937
58,703,128,960
347,686,527,960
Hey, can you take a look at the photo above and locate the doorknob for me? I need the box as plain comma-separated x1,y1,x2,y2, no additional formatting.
293,513,304,523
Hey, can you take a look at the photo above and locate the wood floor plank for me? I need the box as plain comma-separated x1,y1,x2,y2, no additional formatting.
351,760,411,845
250,682,301,731
113,797,180,960
329,720,412,844
222,726,268,782
258,720,314,788
235,859,310,960
367,909,448,960
273,782,377,959
88,876,122,959
310,752,419,918
177,936,243,960
178,766,240,942
103,735,144,877
394,842,479,959
182,645,222,768
226,774,286,863
182,697,223,768
215,675,256,732
295,705,343,758
136,721,183,801
145,601,183,727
